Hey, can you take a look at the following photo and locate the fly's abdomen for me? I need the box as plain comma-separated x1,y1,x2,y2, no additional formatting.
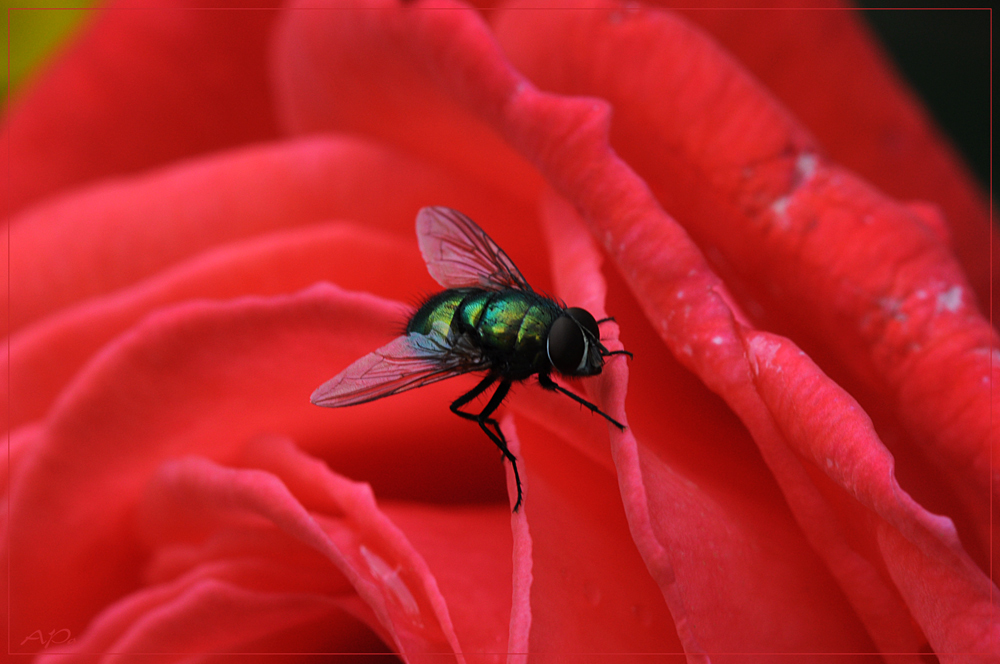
407,290,468,338
471,294,532,350
408,289,558,376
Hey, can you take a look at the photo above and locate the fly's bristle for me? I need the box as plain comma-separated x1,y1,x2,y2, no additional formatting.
397,292,436,336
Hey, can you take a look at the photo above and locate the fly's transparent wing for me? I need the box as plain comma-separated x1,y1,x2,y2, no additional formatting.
416,206,531,291
311,333,485,407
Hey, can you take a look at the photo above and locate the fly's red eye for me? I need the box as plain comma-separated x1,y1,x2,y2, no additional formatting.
548,315,586,375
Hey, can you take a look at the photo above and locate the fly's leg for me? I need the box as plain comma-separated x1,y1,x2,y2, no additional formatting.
596,318,634,359
450,376,523,511
537,372,626,431
450,374,503,443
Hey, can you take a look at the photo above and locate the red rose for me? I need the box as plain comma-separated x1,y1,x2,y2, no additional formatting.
3,0,994,661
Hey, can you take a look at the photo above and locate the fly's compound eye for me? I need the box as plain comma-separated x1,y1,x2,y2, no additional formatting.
547,316,586,375
565,307,600,340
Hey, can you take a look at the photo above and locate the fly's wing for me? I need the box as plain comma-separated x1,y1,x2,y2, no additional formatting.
311,333,485,408
416,206,531,291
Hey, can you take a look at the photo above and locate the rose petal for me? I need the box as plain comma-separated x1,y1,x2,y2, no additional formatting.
271,0,544,207
493,0,997,571
135,449,461,657
4,221,425,429
40,578,366,660
20,419,518,658
511,411,684,652
243,435,518,657
2,0,279,215
527,198,873,653
539,190,609,318
676,4,994,313
268,0,998,656
7,284,498,645
501,416,533,656
384,501,518,658
5,134,535,336
741,329,997,655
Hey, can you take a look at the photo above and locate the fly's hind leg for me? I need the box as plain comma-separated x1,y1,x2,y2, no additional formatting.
450,375,523,511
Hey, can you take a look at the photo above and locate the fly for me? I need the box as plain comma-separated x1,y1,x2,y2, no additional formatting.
311,207,631,511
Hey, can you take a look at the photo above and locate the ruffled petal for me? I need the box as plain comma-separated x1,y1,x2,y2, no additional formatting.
271,0,544,207
269,0,997,656
494,0,997,576
5,135,533,336
510,411,687,653
7,0,991,659
7,284,510,647
676,3,994,314
3,220,424,429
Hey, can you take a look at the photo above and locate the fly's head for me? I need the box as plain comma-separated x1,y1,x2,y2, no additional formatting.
546,307,609,377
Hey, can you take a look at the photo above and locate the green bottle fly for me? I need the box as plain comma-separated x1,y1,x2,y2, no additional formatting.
313,207,631,512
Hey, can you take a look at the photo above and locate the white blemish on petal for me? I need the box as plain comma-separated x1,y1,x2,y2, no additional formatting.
682,344,693,356
360,545,420,621
825,458,834,469
747,336,781,374
936,286,963,313
878,297,907,323
770,196,791,229
711,336,724,345
796,153,818,181
970,347,1000,365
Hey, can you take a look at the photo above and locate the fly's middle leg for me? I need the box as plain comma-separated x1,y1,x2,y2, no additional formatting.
450,375,523,511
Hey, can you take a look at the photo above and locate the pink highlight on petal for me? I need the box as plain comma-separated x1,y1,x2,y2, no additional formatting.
539,190,609,319
500,415,532,659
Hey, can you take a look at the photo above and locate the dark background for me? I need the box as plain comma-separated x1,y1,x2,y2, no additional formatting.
856,6,991,193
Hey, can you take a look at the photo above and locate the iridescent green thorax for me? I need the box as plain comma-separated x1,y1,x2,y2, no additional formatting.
408,288,563,379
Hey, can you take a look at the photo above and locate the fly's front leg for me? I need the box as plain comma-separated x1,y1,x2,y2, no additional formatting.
537,372,626,431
